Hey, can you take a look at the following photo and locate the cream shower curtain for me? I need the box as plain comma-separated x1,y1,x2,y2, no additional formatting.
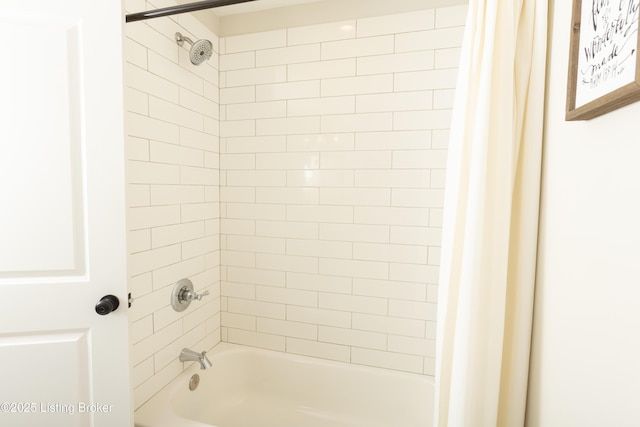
434,1,547,426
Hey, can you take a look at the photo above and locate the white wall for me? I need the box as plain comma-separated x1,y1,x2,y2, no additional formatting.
527,0,640,425
218,0,468,36
123,0,221,409
218,5,467,374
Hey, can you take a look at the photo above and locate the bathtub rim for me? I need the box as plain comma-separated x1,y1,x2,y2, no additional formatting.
134,342,435,427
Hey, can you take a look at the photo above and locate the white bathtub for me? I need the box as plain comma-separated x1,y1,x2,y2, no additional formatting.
135,343,434,427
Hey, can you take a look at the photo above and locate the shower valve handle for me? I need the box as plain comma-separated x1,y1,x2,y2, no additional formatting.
193,290,210,301
181,288,209,302
171,279,208,312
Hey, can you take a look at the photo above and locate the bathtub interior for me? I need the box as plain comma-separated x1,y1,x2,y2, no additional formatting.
136,343,434,427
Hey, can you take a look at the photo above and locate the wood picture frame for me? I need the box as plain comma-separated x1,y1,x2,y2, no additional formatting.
566,0,640,121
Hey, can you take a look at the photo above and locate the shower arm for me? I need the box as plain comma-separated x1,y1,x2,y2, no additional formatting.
176,33,195,47
126,0,257,23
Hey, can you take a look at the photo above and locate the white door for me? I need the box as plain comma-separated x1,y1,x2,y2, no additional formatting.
0,0,132,426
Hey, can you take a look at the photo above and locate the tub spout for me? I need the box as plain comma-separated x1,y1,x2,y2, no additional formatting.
200,353,213,369
179,348,212,370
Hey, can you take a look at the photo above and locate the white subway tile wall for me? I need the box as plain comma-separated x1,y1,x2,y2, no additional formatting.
219,6,466,375
124,0,220,409
125,1,466,409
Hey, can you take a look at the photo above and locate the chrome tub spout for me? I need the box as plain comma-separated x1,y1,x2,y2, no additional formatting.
179,348,212,370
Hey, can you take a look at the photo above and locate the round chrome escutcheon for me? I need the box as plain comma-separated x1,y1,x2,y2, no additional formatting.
189,373,200,391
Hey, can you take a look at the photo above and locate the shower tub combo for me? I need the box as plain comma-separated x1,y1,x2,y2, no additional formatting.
135,343,434,427
128,0,438,425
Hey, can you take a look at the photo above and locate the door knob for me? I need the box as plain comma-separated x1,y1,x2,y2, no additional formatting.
95,295,120,315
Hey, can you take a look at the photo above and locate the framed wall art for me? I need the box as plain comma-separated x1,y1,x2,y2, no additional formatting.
566,0,640,120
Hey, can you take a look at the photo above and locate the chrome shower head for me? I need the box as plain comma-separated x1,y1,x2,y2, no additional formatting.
175,32,213,66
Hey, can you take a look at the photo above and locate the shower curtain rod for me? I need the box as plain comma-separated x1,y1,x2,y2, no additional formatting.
126,0,258,23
